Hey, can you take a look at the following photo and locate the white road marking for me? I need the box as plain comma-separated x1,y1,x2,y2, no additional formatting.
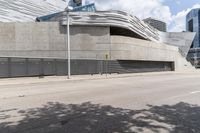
190,91,200,94
166,91,200,100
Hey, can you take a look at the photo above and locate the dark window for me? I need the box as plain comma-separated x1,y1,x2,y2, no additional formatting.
110,26,147,40
188,19,194,48
188,19,193,32
198,10,200,46
190,42,194,48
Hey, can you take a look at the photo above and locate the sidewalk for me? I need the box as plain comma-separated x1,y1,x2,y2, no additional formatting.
0,70,199,86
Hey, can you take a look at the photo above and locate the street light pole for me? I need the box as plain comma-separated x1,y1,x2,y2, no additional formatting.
61,6,73,79
194,48,198,68
67,9,71,79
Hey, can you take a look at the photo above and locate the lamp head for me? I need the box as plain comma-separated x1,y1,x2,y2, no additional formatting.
73,0,82,6
65,6,73,11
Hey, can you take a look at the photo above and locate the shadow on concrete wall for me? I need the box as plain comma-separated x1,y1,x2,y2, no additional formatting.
1,102,200,133
59,25,108,36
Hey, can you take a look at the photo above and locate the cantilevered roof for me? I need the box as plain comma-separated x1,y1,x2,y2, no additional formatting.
42,11,160,42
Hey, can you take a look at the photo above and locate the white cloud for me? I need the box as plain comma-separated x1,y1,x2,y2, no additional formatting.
170,4,200,32
86,0,200,32
87,0,172,23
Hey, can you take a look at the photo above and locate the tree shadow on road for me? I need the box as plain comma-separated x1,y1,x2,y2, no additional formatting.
1,102,200,133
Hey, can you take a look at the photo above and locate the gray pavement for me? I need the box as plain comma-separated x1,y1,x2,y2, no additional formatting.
1,71,200,133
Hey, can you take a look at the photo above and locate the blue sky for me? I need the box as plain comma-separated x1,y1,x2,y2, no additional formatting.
163,0,200,31
91,0,200,31
163,0,199,15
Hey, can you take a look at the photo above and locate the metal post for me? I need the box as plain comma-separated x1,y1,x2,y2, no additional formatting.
67,11,71,79
105,54,108,78
194,48,198,68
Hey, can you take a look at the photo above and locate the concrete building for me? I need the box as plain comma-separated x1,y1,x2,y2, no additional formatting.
143,18,167,32
186,8,200,67
0,0,67,22
0,10,195,78
186,9,200,48
0,0,195,77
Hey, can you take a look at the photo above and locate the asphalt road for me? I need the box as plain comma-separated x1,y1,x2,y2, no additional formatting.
1,72,200,133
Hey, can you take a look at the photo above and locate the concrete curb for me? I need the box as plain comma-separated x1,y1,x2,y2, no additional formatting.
0,70,199,86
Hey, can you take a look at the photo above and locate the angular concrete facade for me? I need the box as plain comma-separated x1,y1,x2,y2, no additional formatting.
159,32,196,57
0,22,194,73
0,0,67,22
0,22,177,61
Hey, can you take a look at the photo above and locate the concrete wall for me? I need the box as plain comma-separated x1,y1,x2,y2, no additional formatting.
0,22,176,60
110,36,178,62
0,22,194,72
159,32,196,57
0,22,110,59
